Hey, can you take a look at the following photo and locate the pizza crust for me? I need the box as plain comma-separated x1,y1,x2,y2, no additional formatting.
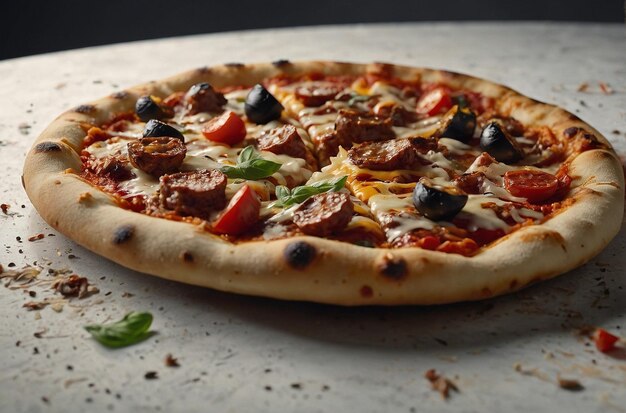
23,61,625,305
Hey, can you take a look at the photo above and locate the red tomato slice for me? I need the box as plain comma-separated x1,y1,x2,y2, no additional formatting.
201,111,246,145
213,185,260,235
593,328,619,352
503,170,558,203
416,86,452,116
419,235,440,250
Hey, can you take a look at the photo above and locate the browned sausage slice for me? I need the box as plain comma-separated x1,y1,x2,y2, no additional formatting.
183,83,227,115
257,125,307,159
295,83,342,107
127,137,187,177
159,169,227,219
293,192,354,237
347,137,438,171
334,109,395,144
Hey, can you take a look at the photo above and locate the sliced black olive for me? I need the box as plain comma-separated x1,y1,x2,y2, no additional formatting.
413,178,468,221
142,119,185,142
244,84,284,124
479,122,523,163
135,95,163,122
436,105,476,142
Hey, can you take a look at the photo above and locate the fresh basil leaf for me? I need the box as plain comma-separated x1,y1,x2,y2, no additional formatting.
238,145,258,163
221,158,282,180
273,175,347,208
84,311,154,348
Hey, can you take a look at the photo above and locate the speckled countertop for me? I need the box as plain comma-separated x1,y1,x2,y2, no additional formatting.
1,22,625,413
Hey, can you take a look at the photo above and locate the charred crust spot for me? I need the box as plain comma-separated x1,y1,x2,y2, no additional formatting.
568,113,581,121
181,251,194,263
34,142,62,153
224,62,245,68
196,66,211,75
509,279,518,290
74,104,96,114
563,127,580,138
111,91,129,100
21,175,25,189
272,59,291,68
360,285,373,298
284,241,316,269
481,287,493,297
112,225,135,245
377,253,407,280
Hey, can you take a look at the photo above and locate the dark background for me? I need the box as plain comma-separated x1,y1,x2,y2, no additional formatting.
2,0,624,60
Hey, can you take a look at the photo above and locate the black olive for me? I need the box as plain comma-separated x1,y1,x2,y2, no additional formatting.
244,84,284,124
413,178,468,221
142,119,185,142
436,105,476,142
135,95,163,122
480,122,523,163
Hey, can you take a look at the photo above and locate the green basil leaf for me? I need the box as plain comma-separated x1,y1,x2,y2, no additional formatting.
221,158,282,180
84,312,154,348
238,145,258,163
273,175,347,208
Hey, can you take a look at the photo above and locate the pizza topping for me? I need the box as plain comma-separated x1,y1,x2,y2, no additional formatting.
480,122,523,163
273,176,347,208
245,84,284,124
159,169,227,219
201,111,246,145
257,125,307,159
213,185,261,235
295,83,342,107
135,95,172,122
334,109,395,145
413,178,468,221
435,105,477,143
347,137,437,171
593,328,620,352
143,119,185,142
183,82,227,115
220,146,282,180
416,86,452,116
293,192,354,236
127,137,187,177
503,170,559,204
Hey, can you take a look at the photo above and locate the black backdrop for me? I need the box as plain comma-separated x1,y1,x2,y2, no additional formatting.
2,0,624,60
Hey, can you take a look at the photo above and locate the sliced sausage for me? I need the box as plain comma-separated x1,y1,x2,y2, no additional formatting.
295,83,342,107
452,172,485,195
159,169,227,219
334,109,395,145
348,137,438,171
374,103,418,126
257,125,307,159
90,156,133,181
128,137,187,177
293,192,354,237
183,82,227,115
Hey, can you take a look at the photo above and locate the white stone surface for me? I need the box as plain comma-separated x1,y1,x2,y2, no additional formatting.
0,22,625,413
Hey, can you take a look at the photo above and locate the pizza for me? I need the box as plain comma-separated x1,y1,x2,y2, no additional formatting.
22,61,624,305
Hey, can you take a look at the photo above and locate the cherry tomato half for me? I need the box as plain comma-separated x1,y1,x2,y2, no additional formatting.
201,111,246,145
593,328,619,353
213,185,261,235
416,86,453,116
504,169,558,203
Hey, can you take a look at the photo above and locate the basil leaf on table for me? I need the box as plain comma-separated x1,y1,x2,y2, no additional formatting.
220,145,282,180
272,175,347,208
84,311,154,348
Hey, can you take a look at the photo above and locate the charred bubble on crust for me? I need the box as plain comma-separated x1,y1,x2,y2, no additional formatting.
196,66,211,75
272,59,291,67
112,225,135,245
75,104,96,114
111,91,129,100
377,253,407,280
284,241,316,269
360,285,374,298
224,62,245,68
34,142,62,153
181,251,194,263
